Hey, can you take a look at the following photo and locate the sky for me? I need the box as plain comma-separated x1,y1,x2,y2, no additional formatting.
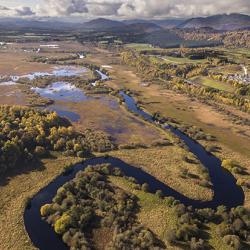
0,0,249,19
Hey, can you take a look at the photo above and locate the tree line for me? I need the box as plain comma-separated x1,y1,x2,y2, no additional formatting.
0,106,114,175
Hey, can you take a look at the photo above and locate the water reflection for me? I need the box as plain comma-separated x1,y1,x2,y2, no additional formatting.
31,82,90,102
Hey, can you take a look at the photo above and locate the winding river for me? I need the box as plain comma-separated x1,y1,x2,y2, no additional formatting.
24,71,244,250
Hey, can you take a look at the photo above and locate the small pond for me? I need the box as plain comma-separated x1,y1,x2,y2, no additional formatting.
31,82,90,102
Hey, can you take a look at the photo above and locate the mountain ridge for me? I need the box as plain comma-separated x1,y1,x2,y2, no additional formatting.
178,13,250,31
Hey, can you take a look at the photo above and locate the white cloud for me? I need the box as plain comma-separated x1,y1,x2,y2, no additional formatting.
0,5,35,16
38,0,88,16
116,0,250,18
0,5,10,11
1,0,250,18
15,6,35,16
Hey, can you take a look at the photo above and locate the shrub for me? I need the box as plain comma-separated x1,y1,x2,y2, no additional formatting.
76,151,86,158
216,205,227,216
196,208,215,222
222,159,243,174
174,204,186,216
164,230,177,245
0,106,114,175
62,163,75,174
151,139,172,147
232,206,248,217
216,223,232,237
165,196,176,207
34,146,47,157
190,237,206,250
199,179,210,188
40,204,53,217
176,223,200,242
155,190,164,198
62,231,71,245
24,196,32,209
179,167,188,178
236,178,245,187
223,235,241,249
54,214,72,234
141,183,150,192
40,164,160,248
232,167,243,175
232,218,244,232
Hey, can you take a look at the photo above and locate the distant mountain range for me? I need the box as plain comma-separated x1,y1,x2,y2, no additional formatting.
0,13,249,32
82,13,250,31
82,18,183,31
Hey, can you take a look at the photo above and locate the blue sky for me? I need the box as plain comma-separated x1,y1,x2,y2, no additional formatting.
0,0,249,19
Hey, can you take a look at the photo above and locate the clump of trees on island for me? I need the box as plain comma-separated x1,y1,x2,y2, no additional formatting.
40,164,158,249
0,106,114,175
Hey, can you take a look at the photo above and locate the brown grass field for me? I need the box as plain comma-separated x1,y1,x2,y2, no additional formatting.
62,97,166,145
0,51,52,75
109,147,213,201
0,85,27,106
0,154,81,250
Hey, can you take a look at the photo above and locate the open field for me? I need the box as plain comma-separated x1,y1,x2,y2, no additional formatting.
217,47,250,65
1,40,86,53
59,97,166,145
109,176,179,248
0,43,93,77
191,76,235,92
125,43,157,51
0,154,81,250
0,51,52,76
0,85,27,105
109,147,213,201
159,55,207,64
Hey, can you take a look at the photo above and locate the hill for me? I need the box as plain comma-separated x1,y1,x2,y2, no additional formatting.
143,29,183,47
83,18,125,30
179,13,250,31
123,19,185,28
119,22,163,33
152,19,186,28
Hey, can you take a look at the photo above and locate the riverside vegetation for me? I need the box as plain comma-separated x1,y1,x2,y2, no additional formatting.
41,164,250,250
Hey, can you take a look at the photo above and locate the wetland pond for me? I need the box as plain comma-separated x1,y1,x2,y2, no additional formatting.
31,82,90,102
29,67,111,121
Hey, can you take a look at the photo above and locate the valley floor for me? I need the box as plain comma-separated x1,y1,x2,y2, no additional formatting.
0,41,249,249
